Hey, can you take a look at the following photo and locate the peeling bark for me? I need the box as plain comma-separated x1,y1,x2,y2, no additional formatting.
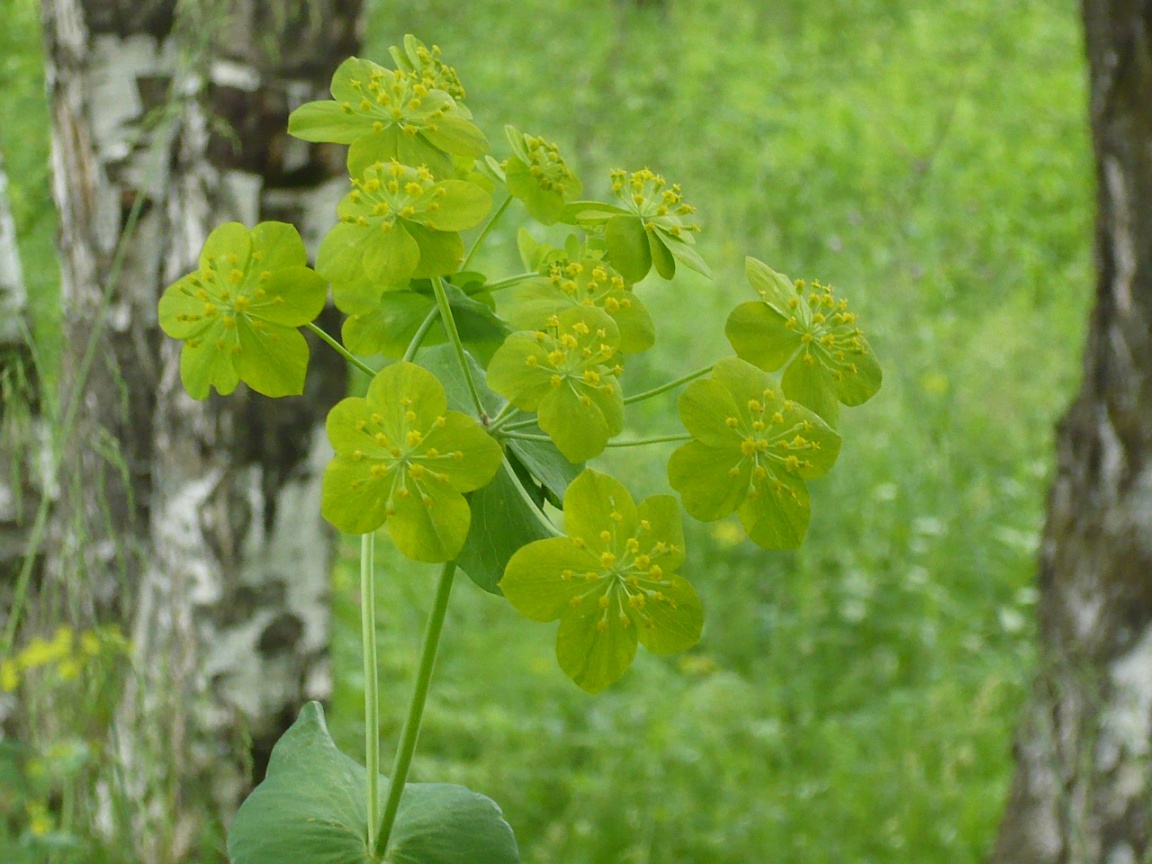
34,2,359,860
991,3,1152,863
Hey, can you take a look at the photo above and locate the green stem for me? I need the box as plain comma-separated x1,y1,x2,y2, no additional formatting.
485,402,520,431
361,533,381,854
623,364,714,405
375,562,458,858
483,272,538,293
462,195,512,270
402,306,440,362
306,322,376,378
500,432,692,447
431,277,486,417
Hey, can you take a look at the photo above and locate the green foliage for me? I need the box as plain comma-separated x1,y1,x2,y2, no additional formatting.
157,222,326,398
228,703,518,864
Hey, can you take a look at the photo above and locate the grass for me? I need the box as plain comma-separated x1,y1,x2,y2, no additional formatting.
1,0,1094,861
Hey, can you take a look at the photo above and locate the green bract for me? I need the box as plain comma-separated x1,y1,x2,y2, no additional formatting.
486,306,625,463
668,357,842,549
600,168,709,282
318,160,491,287
288,56,486,179
726,257,882,426
158,221,326,399
500,470,702,694
504,127,582,225
501,246,655,354
321,361,502,561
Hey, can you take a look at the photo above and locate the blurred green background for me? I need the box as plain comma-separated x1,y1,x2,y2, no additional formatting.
2,0,1093,861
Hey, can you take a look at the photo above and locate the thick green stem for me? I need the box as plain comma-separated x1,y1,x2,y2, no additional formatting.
375,562,457,858
305,321,376,378
402,306,440,363
623,364,714,405
360,533,381,854
462,195,512,271
431,276,486,417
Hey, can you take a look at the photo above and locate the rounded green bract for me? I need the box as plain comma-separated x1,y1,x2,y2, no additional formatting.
157,221,326,399
500,469,702,694
669,356,842,549
321,361,502,561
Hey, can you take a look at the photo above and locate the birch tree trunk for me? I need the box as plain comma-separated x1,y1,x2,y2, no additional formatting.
991,3,1152,862
36,2,359,860
0,148,36,599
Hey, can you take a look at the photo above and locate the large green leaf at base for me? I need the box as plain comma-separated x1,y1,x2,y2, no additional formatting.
228,703,519,864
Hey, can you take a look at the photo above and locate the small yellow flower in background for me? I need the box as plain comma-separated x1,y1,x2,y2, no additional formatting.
710,520,745,549
26,801,53,837
18,626,73,670
81,631,101,656
1,659,19,692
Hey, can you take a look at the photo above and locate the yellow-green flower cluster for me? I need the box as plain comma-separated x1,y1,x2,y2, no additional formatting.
1,625,129,692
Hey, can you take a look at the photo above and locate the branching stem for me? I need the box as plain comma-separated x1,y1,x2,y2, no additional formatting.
462,195,512,271
306,322,376,378
623,364,714,405
402,306,441,362
431,276,486,417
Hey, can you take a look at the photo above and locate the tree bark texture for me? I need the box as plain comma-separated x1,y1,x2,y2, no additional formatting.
991,4,1152,863
0,148,39,612
34,2,359,860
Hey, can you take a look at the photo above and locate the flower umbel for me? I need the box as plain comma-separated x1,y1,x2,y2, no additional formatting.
158,222,326,399
501,469,702,693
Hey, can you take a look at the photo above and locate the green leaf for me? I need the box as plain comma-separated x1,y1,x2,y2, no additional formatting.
228,702,519,864
724,301,801,372
388,783,519,864
456,459,559,595
487,307,625,463
159,221,326,399
660,232,712,278
648,229,676,280
227,702,374,864
344,280,509,365
320,362,502,561
505,421,582,504
500,469,701,694
744,256,796,314
667,357,841,550
604,215,650,283
726,266,882,424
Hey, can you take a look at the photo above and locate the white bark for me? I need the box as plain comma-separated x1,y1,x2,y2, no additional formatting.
35,1,360,859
